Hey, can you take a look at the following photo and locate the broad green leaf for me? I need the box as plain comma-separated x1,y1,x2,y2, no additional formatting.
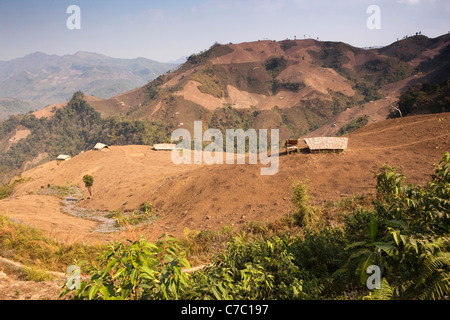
178,257,191,270
358,252,376,285
375,243,397,257
88,284,99,300
112,267,126,280
391,230,401,246
345,241,367,250
368,216,378,243
130,269,138,286
98,286,110,299
102,258,117,277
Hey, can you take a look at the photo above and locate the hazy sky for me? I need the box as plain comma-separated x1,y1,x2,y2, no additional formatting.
1,0,449,62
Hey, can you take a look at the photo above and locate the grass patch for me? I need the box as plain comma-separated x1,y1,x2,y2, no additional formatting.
107,202,157,227
21,265,56,282
191,66,226,98
0,177,30,200
39,184,80,197
0,215,103,274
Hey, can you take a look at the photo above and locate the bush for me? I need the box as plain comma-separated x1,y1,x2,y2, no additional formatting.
265,57,287,78
60,235,191,300
189,234,311,300
340,153,450,299
291,180,317,228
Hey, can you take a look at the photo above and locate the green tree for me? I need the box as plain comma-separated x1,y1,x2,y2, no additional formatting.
82,174,94,197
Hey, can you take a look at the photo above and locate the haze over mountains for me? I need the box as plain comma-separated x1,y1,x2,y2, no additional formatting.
0,51,179,119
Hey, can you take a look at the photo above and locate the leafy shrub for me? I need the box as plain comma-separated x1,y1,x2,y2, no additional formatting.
271,80,304,94
340,153,450,299
353,82,383,102
0,184,13,200
60,235,191,300
280,40,297,52
190,234,311,300
291,180,317,228
389,79,450,118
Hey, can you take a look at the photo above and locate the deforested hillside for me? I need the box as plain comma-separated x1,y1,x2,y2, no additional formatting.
0,37,448,302
120,33,450,137
0,34,449,183
4,112,448,243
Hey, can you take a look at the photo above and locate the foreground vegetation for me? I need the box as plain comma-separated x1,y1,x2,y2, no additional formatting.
0,214,103,281
57,153,449,300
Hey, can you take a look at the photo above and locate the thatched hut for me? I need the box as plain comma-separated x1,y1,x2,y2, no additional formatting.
56,154,71,165
153,143,177,151
303,137,348,153
93,143,109,151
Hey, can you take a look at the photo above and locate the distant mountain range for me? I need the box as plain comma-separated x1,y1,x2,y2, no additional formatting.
0,51,179,118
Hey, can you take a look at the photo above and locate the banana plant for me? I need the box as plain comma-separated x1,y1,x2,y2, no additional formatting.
342,213,397,287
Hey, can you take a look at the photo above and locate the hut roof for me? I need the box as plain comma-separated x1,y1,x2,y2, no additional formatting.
304,137,348,151
56,154,71,161
94,143,108,150
153,143,176,151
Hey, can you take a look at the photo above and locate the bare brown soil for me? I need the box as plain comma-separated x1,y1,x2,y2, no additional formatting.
1,127,31,153
0,112,449,299
0,268,61,300
173,40,356,111
4,112,449,244
2,35,449,299
0,195,112,244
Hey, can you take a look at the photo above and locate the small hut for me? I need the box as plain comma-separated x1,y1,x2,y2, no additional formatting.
303,137,348,153
93,143,109,151
56,154,71,165
153,143,177,151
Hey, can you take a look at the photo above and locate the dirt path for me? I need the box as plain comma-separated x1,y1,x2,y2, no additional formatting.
0,194,114,244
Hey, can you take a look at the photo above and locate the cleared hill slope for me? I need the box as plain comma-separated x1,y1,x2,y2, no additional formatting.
2,112,448,243
0,34,448,190
30,34,450,138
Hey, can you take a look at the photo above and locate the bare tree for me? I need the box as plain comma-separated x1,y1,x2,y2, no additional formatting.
391,104,403,117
